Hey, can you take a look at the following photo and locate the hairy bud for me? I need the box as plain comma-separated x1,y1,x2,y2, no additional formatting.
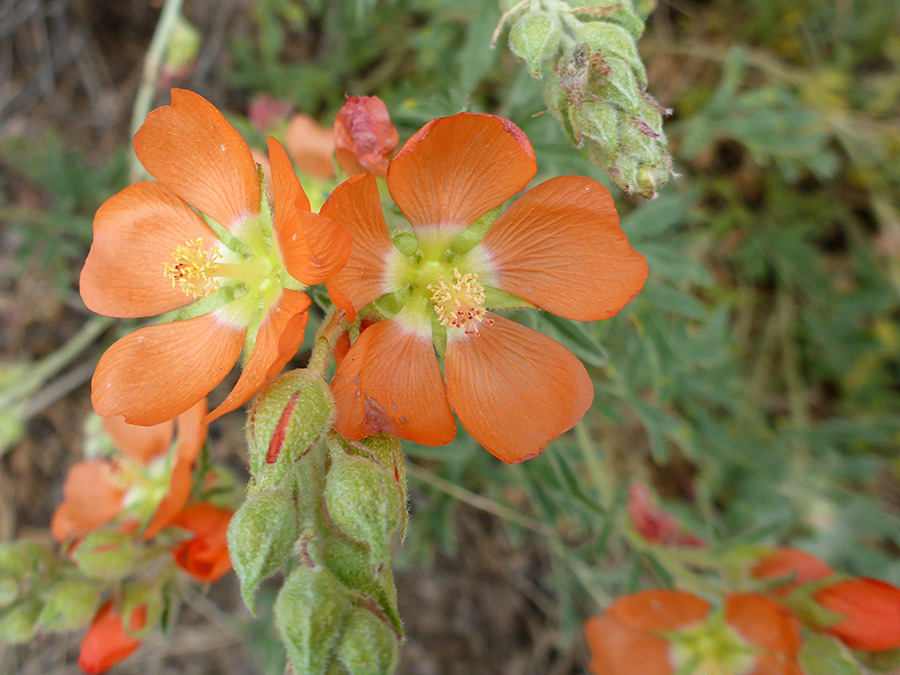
509,11,559,79
335,608,400,675
0,596,42,644
72,530,136,580
37,578,101,632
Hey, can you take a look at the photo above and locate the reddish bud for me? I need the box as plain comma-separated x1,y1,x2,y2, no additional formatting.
249,94,293,132
751,547,835,596
78,601,147,674
626,483,704,548
170,503,233,583
815,578,900,651
333,95,399,178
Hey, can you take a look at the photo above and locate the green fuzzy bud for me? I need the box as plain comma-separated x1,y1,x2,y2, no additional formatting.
247,371,335,489
0,573,19,609
72,531,136,580
579,100,619,148
577,22,644,85
121,581,163,638
335,608,399,675
0,597,42,644
324,455,402,573
340,435,408,540
275,565,352,675
164,15,201,72
598,57,641,112
0,541,51,579
228,488,299,612
37,578,100,632
509,11,559,79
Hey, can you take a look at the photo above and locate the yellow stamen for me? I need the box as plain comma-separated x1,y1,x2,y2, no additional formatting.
427,269,488,335
163,238,222,299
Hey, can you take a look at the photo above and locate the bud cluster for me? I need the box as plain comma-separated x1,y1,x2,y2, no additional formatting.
232,370,407,674
499,0,673,197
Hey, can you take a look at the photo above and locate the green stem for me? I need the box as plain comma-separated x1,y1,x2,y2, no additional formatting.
307,310,346,379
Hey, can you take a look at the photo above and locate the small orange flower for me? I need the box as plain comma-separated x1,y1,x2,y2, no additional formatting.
333,95,398,177
286,113,337,180
170,503,233,582
81,89,351,426
78,600,147,674
751,547,835,597
51,399,207,542
626,482,704,548
815,578,900,651
326,113,647,462
584,590,803,675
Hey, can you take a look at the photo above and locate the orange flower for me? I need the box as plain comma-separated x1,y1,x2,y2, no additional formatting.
52,399,207,542
170,503,233,582
326,113,647,462
626,482,704,548
584,590,803,675
286,113,337,180
333,95,398,177
751,547,835,597
815,578,900,651
78,600,147,674
81,89,351,426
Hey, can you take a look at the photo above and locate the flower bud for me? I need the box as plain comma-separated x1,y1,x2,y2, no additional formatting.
0,573,19,608
324,455,402,572
508,11,559,79
577,22,644,87
72,530,136,580
0,596,42,644
274,565,352,674
121,581,162,638
79,601,146,674
37,578,101,631
342,434,408,539
228,488,298,612
160,15,201,86
249,95,293,133
334,96,399,178
751,547,835,597
814,578,900,651
247,371,335,489
335,608,400,675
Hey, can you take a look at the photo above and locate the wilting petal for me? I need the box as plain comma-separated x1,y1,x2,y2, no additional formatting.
91,312,244,426
479,175,648,321
285,113,336,180
725,594,802,668
80,182,217,318
444,314,592,463
170,503,233,582
387,113,536,235
269,138,351,285
605,590,711,632
331,318,456,446
133,89,259,229
816,578,900,651
102,415,174,465
334,95,398,178
322,174,399,320
584,616,675,675
78,601,146,675
51,461,124,541
206,290,311,422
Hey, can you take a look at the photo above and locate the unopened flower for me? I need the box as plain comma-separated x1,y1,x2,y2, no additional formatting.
815,578,900,651
170,503,233,582
584,590,803,675
81,89,351,426
327,113,647,462
333,95,399,177
78,600,147,674
626,482,704,548
751,547,835,597
249,94,293,132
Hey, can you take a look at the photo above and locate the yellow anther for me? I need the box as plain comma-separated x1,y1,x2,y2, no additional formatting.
163,238,222,299
427,269,487,335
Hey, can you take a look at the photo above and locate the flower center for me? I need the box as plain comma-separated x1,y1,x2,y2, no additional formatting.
164,238,222,299
427,268,487,335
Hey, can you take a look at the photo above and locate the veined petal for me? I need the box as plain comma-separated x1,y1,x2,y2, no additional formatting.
91,312,245,426
133,89,259,230
322,174,398,320
269,138,351,285
80,182,217,318
102,415,174,465
51,461,124,541
725,594,801,663
479,176,648,321
444,314,592,463
387,113,536,235
331,319,456,446
584,616,675,675
175,398,209,463
206,290,311,422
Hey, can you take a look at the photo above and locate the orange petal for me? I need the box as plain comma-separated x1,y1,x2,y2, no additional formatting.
102,415,174,465
170,503,233,582
479,175,648,321
80,182,218,318
725,594,801,657
174,397,209,463
751,547,835,597
331,319,456,446
206,290,311,422
444,314,593,463
91,312,245,426
584,616,675,675
816,578,900,651
51,461,124,541
285,113,336,180
133,89,259,229
321,174,398,320
142,455,193,540
604,590,711,633
387,113,536,234
269,138,351,285
78,601,146,675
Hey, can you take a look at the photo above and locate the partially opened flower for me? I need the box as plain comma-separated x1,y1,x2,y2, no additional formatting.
814,578,900,651
326,113,647,462
78,600,147,674
51,399,207,542
170,503,233,582
584,590,803,675
81,89,351,426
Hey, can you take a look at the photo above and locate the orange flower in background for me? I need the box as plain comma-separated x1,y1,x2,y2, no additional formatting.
626,482,705,548
584,590,803,675
751,547,835,596
326,113,647,462
170,503,233,582
81,89,351,426
78,600,147,674
333,95,398,177
286,113,337,180
815,578,900,651
51,399,207,542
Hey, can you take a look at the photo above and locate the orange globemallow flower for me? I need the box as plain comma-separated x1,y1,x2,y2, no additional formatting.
286,113,337,180
78,600,147,674
170,503,233,582
333,95,399,177
81,89,351,426
815,578,900,651
326,113,647,463
584,590,803,675
51,399,207,542
751,547,835,596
